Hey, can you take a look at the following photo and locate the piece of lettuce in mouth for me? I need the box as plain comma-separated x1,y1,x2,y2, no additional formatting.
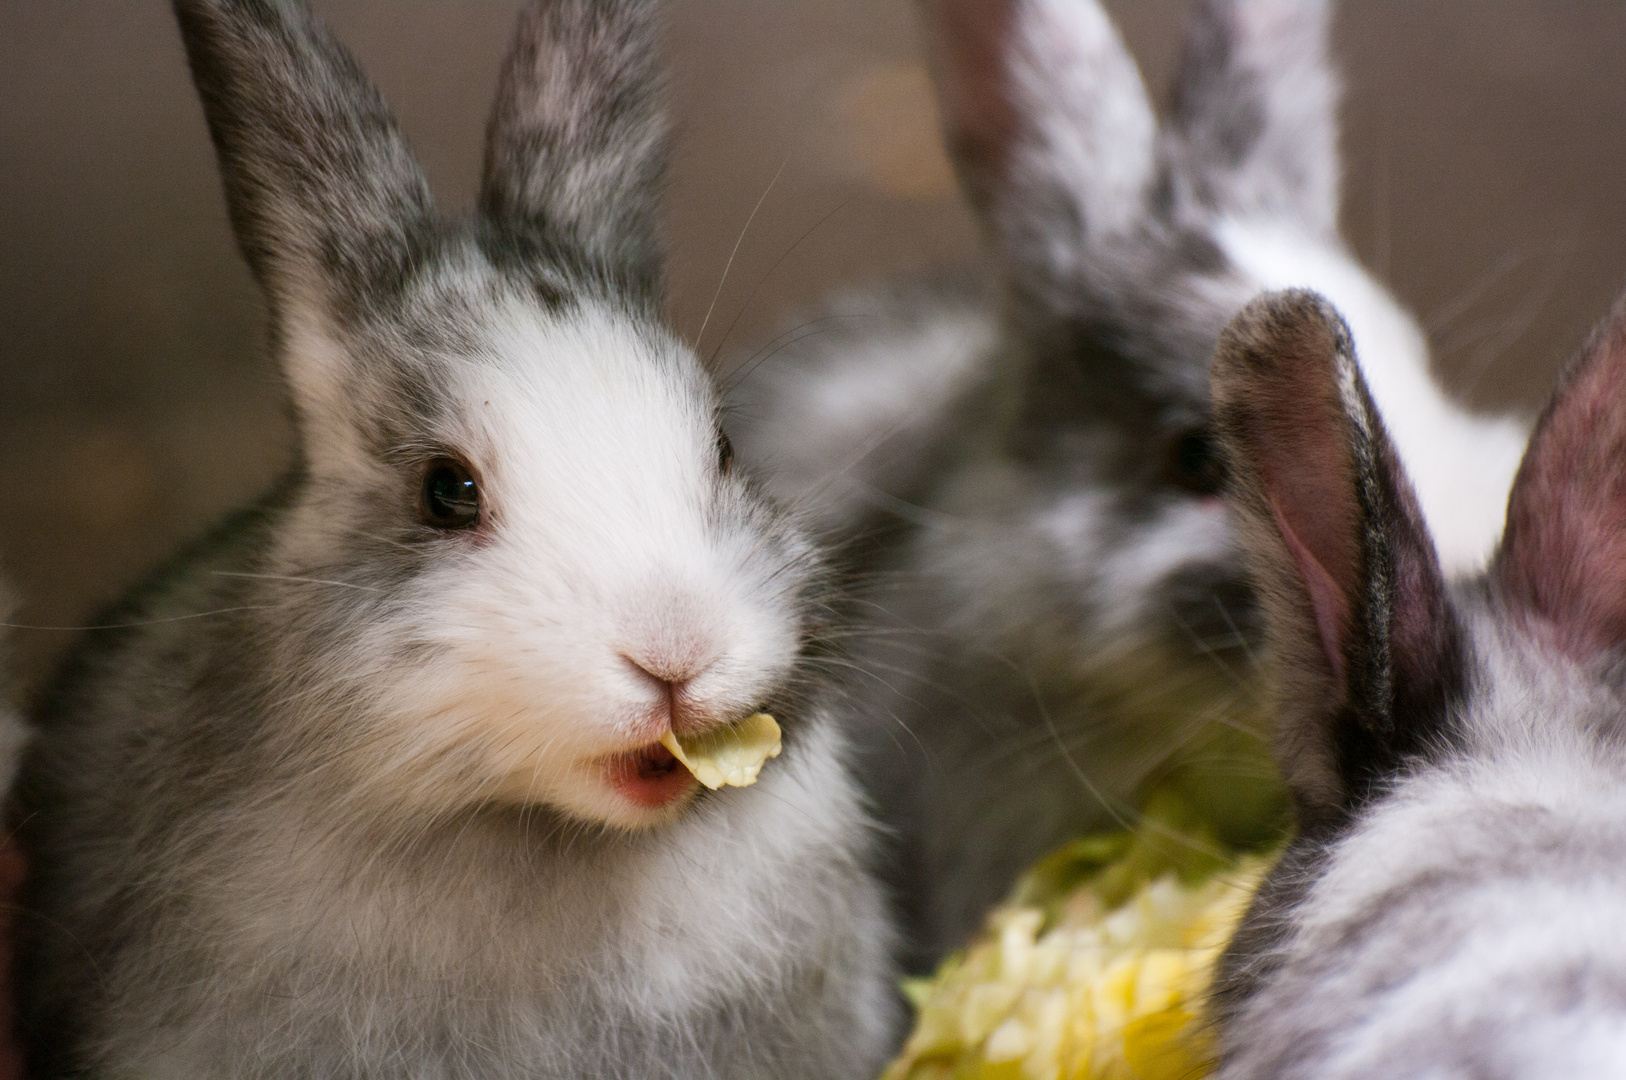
660,712,782,790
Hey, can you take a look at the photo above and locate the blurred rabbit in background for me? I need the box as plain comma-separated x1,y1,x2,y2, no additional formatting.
730,0,1529,971
1211,288,1626,1079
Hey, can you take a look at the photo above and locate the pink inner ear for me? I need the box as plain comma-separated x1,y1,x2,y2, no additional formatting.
1242,350,1363,687
1500,308,1626,659
1271,496,1351,684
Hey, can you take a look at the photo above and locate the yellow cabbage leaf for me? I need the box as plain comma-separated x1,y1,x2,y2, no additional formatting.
661,712,783,789
883,785,1281,1080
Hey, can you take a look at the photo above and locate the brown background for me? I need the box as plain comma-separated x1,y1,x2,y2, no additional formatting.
4,1,1626,692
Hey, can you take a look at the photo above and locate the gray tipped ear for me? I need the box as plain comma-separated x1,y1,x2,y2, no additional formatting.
1165,0,1340,238
1497,296,1626,661
480,0,667,299
172,0,435,317
916,0,1157,297
1212,290,1460,821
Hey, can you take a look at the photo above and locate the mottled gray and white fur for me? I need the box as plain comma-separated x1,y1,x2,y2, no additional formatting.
1210,289,1626,1078
728,0,1527,970
16,1,895,1076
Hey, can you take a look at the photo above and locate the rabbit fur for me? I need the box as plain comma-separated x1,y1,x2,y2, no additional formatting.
728,0,1529,970
1210,289,1626,1078
16,1,896,1076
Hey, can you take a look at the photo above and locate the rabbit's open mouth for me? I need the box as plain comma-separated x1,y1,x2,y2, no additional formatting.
606,742,696,809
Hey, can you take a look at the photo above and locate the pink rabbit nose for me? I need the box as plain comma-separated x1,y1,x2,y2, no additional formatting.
623,653,702,688
621,651,717,733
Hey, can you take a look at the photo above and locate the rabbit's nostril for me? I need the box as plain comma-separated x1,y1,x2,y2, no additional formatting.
621,653,707,695
621,651,731,737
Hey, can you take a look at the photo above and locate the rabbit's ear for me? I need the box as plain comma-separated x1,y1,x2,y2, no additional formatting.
480,0,667,300
1496,298,1626,662
1165,0,1339,238
917,0,1157,297
172,0,435,319
1212,290,1462,822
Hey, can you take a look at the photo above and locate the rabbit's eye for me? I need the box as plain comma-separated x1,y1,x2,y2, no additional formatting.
1168,429,1225,496
420,458,481,529
716,430,735,476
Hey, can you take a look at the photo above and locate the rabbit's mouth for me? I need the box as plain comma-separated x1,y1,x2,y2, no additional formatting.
605,742,696,809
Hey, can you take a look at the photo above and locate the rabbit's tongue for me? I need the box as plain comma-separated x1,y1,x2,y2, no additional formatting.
607,743,696,809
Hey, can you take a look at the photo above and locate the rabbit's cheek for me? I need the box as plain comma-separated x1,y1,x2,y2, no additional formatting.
1090,502,1234,631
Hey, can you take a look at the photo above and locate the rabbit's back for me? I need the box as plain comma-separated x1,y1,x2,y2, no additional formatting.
730,272,998,545
1223,724,1626,1077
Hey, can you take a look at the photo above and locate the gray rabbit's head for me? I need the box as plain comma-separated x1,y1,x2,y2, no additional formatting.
910,0,1514,685
173,0,824,831
908,0,1525,671
729,0,1524,964
890,0,1420,827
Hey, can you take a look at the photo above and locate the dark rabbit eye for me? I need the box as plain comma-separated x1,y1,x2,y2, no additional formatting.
716,429,735,476
1168,428,1225,496
420,457,481,529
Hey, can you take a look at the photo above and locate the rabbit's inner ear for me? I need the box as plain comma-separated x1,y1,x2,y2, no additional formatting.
1214,296,1362,683
1212,290,1461,815
917,0,1019,202
1497,301,1626,661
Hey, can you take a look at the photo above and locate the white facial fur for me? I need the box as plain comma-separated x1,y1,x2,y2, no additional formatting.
275,289,810,831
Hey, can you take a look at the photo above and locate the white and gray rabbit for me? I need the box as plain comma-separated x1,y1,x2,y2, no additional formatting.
1209,288,1626,1078
728,0,1528,970
15,1,896,1076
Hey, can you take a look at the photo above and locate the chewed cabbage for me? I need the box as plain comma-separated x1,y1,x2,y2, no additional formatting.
660,712,782,789
883,784,1282,1080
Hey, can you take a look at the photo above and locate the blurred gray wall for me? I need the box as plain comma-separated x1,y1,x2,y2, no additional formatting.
4,1,1626,689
